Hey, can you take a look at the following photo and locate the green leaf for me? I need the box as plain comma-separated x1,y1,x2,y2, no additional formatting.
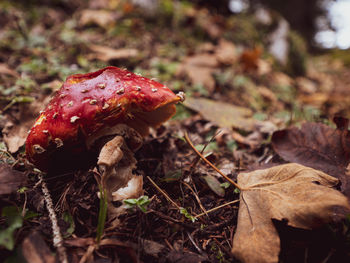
63,212,75,237
203,175,225,197
220,182,231,189
162,169,182,182
124,195,150,213
226,140,237,152
179,207,197,223
17,187,28,194
0,207,23,250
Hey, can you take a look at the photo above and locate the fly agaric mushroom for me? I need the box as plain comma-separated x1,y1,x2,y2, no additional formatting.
25,66,184,216
26,66,183,172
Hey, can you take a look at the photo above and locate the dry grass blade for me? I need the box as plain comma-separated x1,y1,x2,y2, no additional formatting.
194,199,240,219
184,132,241,190
146,176,181,210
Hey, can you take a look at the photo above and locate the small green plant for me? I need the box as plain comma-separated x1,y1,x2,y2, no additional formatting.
220,182,231,189
0,207,23,250
63,212,75,238
180,207,197,223
96,185,108,244
124,195,150,213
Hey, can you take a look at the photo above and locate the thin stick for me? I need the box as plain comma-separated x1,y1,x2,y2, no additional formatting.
194,199,240,218
39,174,68,263
182,181,208,217
146,176,181,210
184,132,241,190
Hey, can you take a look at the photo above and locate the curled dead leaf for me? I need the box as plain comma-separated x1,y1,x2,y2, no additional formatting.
232,163,350,263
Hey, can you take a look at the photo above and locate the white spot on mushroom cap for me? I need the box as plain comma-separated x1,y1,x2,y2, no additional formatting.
54,138,63,148
67,101,74,107
90,99,97,105
135,86,141,91
33,144,45,154
97,83,106,89
116,88,125,95
81,89,89,93
151,88,158,92
70,116,80,123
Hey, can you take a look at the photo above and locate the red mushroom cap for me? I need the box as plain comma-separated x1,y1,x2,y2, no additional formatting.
25,66,181,172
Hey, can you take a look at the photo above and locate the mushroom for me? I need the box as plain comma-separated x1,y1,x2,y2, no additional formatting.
25,66,184,217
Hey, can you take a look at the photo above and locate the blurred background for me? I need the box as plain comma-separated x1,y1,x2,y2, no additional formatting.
1,0,350,120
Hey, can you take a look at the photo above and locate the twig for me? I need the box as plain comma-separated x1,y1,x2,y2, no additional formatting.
149,209,197,229
182,181,208,217
187,231,205,255
184,132,241,190
39,173,68,263
194,199,240,218
146,176,181,210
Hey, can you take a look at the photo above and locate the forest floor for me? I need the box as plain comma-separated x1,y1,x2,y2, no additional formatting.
1,1,350,262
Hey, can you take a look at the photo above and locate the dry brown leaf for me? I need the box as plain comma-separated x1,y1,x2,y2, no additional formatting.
270,72,294,87
239,46,262,72
295,77,317,94
2,96,50,153
22,231,56,263
0,164,27,195
297,92,329,107
232,163,350,263
215,39,237,65
271,122,350,197
88,44,139,62
177,54,218,93
0,63,19,78
195,9,222,39
79,9,119,29
183,97,256,132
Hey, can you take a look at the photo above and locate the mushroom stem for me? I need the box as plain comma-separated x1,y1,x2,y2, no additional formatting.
95,128,144,233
